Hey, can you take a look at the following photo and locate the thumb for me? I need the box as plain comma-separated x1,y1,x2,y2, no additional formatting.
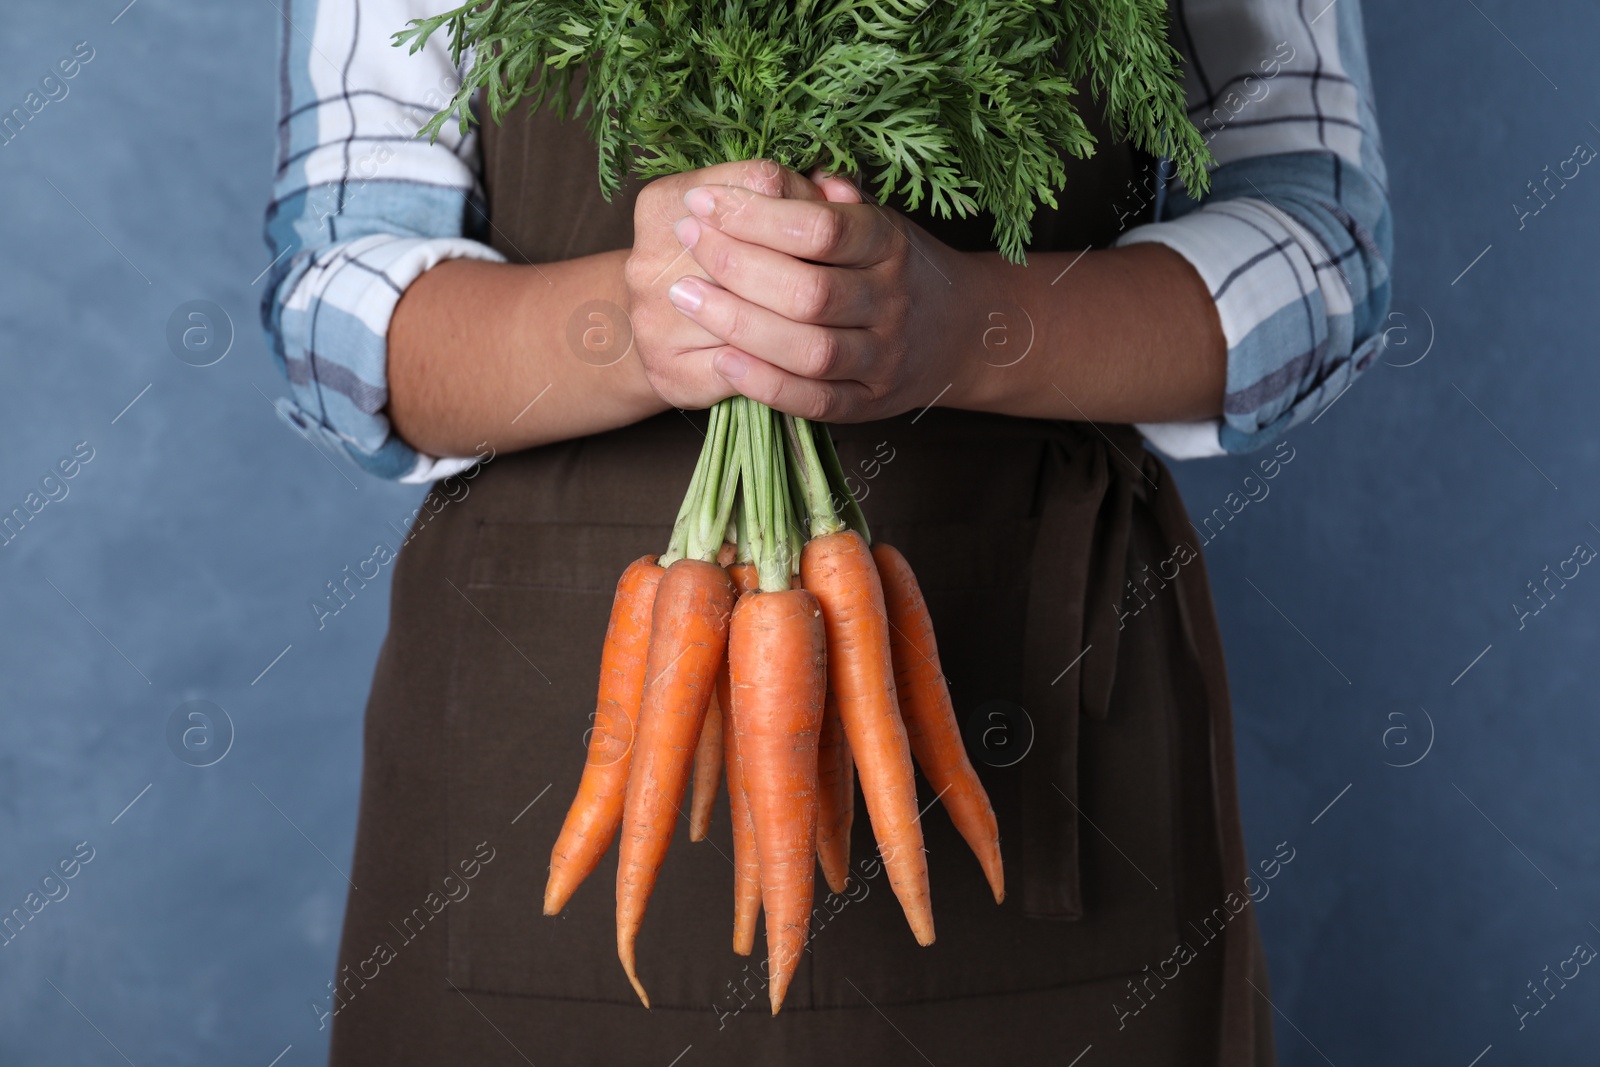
808,167,864,205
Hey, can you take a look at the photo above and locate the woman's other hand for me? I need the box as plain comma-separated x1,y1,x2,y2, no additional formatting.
662,169,976,423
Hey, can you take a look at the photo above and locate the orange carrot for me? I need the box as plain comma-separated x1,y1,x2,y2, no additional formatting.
727,587,827,1014
872,542,1004,903
688,690,723,842
801,530,933,946
688,547,754,843
616,558,736,1007
727,561,760,600
815,687,854,895
544,555,664,916
722,562,762,954
720,664,761,955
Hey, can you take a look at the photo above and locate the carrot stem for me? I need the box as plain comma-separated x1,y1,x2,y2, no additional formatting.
708,404,742,561
736,398,795,593
690,402,733,563
662,417,711,566
772,416,801,582
812,422,870,544
784,416,844,538
733,479,754,566
664,400,745,566
667,401,821,582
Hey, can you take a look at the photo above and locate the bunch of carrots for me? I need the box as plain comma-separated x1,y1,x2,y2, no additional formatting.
399,0,1210,1022
539,398,1003,1014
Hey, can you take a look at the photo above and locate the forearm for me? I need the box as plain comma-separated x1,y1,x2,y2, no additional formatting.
387,252,670,457
949,242,1226,425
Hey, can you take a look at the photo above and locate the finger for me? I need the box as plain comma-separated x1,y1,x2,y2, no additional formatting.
681,186,892,267
666,276,873,381
808,168,865,205
634,161,826,264
690,159,831,203
655,359,741,412
710,347,876,423
676,218,872,327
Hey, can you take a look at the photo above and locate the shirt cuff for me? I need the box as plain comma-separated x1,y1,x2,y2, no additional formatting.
273,234,505,480
400,451,485,484
1117,195,1348,457
1134,419,1226,460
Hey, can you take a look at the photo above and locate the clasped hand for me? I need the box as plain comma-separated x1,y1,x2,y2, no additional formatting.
623,161,972,422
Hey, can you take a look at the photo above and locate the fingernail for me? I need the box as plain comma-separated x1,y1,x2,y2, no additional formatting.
714,350,749,380
674,215,701,248
683,187,716,219
667,279,702,313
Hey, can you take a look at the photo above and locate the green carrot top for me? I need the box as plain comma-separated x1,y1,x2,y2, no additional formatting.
396,0,1211,264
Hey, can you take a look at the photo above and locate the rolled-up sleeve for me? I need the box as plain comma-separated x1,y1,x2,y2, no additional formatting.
261,0,504,482
1126,0,1392,458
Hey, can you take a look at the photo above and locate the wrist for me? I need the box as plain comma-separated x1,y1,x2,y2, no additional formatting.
940,250,1020,413
499,250,668,444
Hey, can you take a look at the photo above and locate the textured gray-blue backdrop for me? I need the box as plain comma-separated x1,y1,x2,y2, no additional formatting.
2,2,1596,1064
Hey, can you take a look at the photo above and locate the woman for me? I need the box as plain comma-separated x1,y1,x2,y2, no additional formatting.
264,1,1389,1063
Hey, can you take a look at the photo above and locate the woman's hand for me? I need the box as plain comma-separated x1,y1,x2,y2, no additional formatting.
663,172,976,422
624,161,840,411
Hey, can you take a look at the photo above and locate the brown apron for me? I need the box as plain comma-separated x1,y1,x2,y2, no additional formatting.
326,84,1275,1067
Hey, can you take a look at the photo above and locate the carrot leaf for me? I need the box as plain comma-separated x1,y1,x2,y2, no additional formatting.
395,0,1211,265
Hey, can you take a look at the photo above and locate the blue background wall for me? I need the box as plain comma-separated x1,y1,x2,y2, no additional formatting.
1,2,1595,1063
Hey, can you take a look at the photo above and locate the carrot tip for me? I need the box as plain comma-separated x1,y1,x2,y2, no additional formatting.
733,917,757,956
689,826,706,843
619,940,650,1008
624,968,651,1009
983,856,1006,904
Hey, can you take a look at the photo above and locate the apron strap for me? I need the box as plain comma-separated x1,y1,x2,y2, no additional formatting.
1079,428,1146,722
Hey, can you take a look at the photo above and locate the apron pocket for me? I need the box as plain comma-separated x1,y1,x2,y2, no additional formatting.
444,518,768,1009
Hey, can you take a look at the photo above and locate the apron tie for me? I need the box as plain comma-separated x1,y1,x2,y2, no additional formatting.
1016,425,1259,1057
1017,422,1144,919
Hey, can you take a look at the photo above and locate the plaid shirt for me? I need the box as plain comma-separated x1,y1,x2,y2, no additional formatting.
262,0,1391,481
